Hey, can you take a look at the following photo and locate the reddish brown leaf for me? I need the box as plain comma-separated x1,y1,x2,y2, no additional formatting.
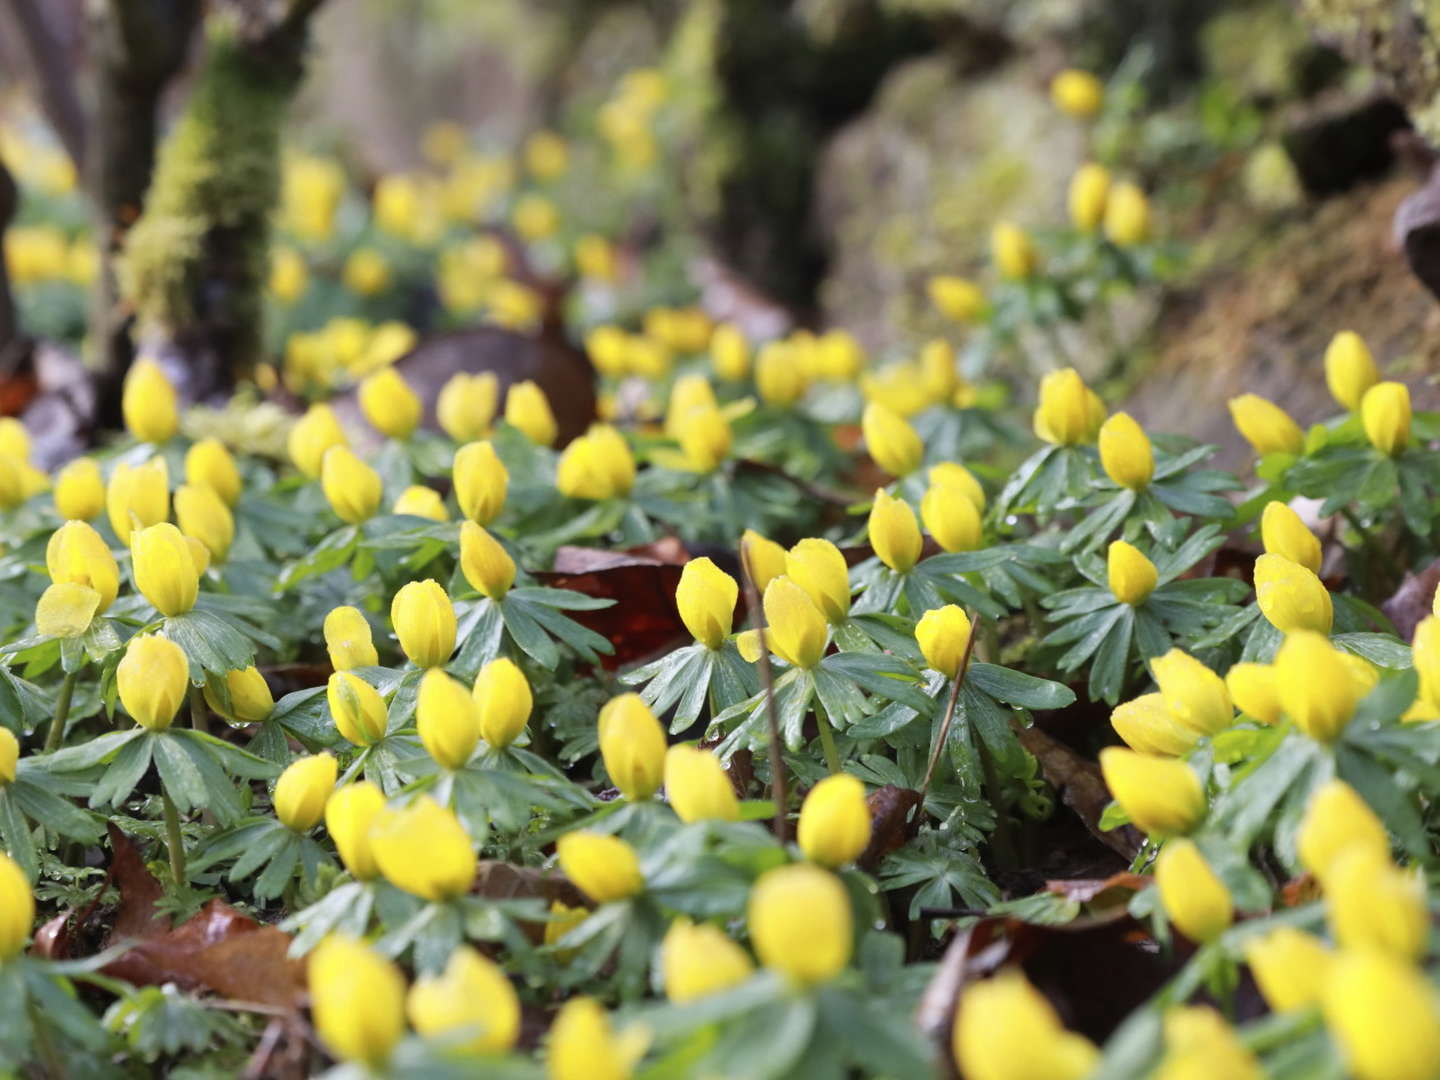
538,545,691,667
1044,873,1151,925
1018,727,1144,860
1383,558,1440,642
860,784,923,869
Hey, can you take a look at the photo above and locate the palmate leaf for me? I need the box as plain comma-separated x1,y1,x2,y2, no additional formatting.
161,610,255,681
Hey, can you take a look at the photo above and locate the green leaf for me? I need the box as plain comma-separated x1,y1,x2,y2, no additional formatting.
1333,632,1411,669
41,728,144,772
152,734,209,815
91,735,154,808
0,790,35,880
967,663,1075,710
276,525,358,591
12,779,103,842
161,610,255,681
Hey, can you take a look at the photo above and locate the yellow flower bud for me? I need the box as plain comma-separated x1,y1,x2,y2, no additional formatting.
54,457,104,520
1150,649,1233,738
460,521,516,600
358,368,421,440
1243,927,1332,1012
35,583,99,637
1099,746,1205,836
1255,553,1332,634
390,579,456,668
392,485,448,522
471,657,531,749
370,796,476,901
663,744,738,823
954,968,1100,1080
0,851,34,959
927,275,986,323
598,693,667,801
342,247,391,295
1104,181,1150,247
868,489,923,573
991,221,1037,280
740,529,787,593
797,774,871,867
1051,68,1104,118
453,441,508,525
1322,948,1440,1080
130,522,199,616
748,863,851,984
408,945,520,1054
1328,847,1428,961
929,463,986,509
274,752,336,831
661,919,754,1003
417,668,480,770
763,576,828,670
0,728,16,785
1034,368,1105,446
1224,662,1281,725
308,936,406,1065
1260,501,1321,574
710,323,750,380
785,538,850,623
1155,839,1232,943
1068,163,1110,231
504,380,558,446
437,372,499,443
1110,693,1197,756
1228,393,1303,457
546,997,649,1080
1158,1006,1258,1080
325,781,386,880
921,483,983,553
861,403,923,478
184,438,241,506
327,671,389,746
556,831,644,903
0,418,26,460
755,342,806,407
1324,330,1379,412
678,406,732,472
47,520,119,614
1361,381,1411,456
1098,412,1154,489
916,604,973,679
1108,540,1158,606
557,425,635,500
1274,631,1358,741
122,358,178,444
117,634,190,731
174,484,233,563
1297,779,1389,882
203,665,274,724
544,898,588,951
919,339,957,402
106,457,169,544
324,606,378,671
288,403,348,479
269,246,307,303
674,557,738,649
664,375,718,437
320,446,382,525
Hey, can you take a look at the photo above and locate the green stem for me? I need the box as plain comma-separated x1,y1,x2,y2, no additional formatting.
189,685,210,736
45,670,79,753
162,790,187,884
815,701,841,776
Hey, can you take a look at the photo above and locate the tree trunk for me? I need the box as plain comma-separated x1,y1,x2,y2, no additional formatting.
0,157,26,379
0,0,86,167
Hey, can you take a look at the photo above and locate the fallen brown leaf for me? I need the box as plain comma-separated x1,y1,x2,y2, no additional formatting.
860,784,923,870
1018,727,1144,860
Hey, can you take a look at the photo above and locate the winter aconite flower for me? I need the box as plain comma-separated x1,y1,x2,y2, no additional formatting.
0,851,33,959
390,579,456,668
678,406,732,472
1068,163,1110,231
359,367,421,439
1150,649,1233,738
320,446,382,525
557,425,635,500
954,969,1099,1080
370,796,476,901
1224,663,1281,725
557,831,644,903
1326,847,1428,961
117,634,190,731
1322,949,1440,1080
288,403,348,478
1034,368,1105,446
47,520,119,614
175,484,234,562
324,606,378,671
661,919,754,1003
1260,501,1321,574
1228,394,1303,457
663,744,738,823
741,529,787,593
324,781,386,880
1296,779,1389,883
185,438,241,506
1243,927,1332,1012
131,522,200,616
473,657,532,749
868,489,922,572
1108,540,1157,606
1157,1007,1258,1080
921,482,983,552
1109,694,1196,757
761,577,828,670
1324,330,1379,412
308,936,406,1066
1103,182,1150,247
122,358,178,444
327,671,389,746
1274,631,1359,741
1099,747,1204,836
755,342,806,406
274,753,336,832
598,693,667,801
747,863,851,984
1098,413,1153,489
417,668,480,770
437,372,499,442
785,538,850,623
861,402,923,478
927,275,986,323
393,485,447,521
54,457,104,520
1254,553,1332,634
460,521,516,599
915,604,973,679
674,557,738,649
453,440,508,524
1154,839,1232,943
797,774,871,867
106,457,169,543
408,945,520,1055
546,997,650,1080
1361,381,1411,456
1051,68,1104,118
991,222,1037,280
710,323,750,380
203,666,274,724
504,380,558,446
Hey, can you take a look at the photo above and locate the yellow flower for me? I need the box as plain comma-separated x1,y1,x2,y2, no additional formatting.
308,936,406,1066
546,997,649,1080
274,752,336,831
324,606,378,671
915,604,973,679
54,457,104,520
122,358,178,444
1034,368,1105,446
184,438,241,506
1260,501,1321,574
370,796,476,901
665,378,719,438
1228,394,1303,457
1327,848,1428,961
453,440,508,525
524,130,569,180
174,484,233,563
0,851,30,959
269,246,307,303
797,774,871,868
342,247,391,295
203,666,274,724
991,221,1037,279
1274,631,1359,741
1254,553,1332,634
130,522,199,616
919,339,957,401
544,899,588,950
390,579,456,668
1068,163,1110,231
747,863,852,984
661,919,754,1003
557,426,635,500
1243,927,1332,1012
325,781,386,880
393,485,448,522
106,457,169,544
460,521,516,599
1051,68,1104,118
929,463,986,509
762,576,828,670
1361,381,1411,456
663,744,738,823
861,403,923,478
1109,693,1197,756
35,583,99,638
710,323,750,380
437,372,499,442
505,380,558,446
1098,412,1154,489
1157,1006,1258,1080
1324,330,1379,412
1099,746,1205,836
0,418,25,461
1108,540,1158,606
921,483,983,553
674,557,738,649
927,275,986,323
556,831,644,903
785,538,851,623
755,342,807,406
574,233,617,282
1224,662,1281,725
327,671,389,746
408,945,520,1054
598,693,667,801
1155,839,1232,943
417,668,480,770
0,728,16,785
1150,649,1233,738
1322,948,1440,1080
1296,779,1390,882
673,405,731,473
954,968,1100,1080
469,657,530,749
359,367,422,440
117,634,190,731
868,490,923,573
740,529,787,593
1104,182,1151,247
288,403,348,479
320,446,382,525
47,520,119,613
